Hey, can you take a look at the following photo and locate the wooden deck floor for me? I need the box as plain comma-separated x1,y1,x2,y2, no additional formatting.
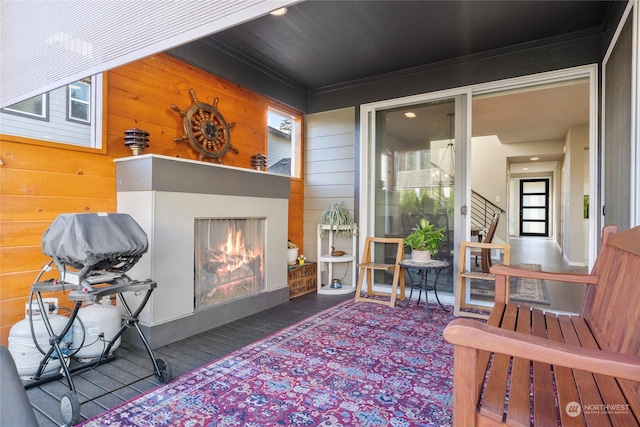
26,292,351,426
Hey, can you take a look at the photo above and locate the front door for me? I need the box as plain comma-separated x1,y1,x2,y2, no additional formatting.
519,178,549,236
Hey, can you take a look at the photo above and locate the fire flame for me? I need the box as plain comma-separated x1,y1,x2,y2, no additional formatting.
210,223,260,275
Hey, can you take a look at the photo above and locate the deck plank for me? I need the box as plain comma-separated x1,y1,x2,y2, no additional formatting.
24,292,350,426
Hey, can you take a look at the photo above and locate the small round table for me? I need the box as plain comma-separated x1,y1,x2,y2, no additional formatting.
399,259,450,317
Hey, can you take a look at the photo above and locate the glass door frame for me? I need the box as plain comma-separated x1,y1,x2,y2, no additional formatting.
360,64,599,298
359,89,471,282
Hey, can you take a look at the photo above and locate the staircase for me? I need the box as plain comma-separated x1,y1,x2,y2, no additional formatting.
471,190,504,229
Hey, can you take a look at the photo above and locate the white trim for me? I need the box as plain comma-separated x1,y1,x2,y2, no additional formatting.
93,74,104,149
634,0,640,227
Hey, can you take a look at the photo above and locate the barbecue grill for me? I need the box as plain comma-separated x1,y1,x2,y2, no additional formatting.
23,213,171,426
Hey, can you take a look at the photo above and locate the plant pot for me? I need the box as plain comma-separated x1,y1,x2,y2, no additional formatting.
411,250,431,262
287,248,299,265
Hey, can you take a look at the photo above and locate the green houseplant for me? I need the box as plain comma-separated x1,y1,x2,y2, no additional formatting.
403,217,445,261
318,202,359,238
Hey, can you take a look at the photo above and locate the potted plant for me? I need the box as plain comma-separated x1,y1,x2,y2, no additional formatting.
318,202,359,238
403,217,445,261
287,240,299,265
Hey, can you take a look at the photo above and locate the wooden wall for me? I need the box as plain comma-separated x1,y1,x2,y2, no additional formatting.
0,53,304,345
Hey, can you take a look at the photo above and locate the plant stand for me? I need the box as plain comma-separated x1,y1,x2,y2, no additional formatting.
317,224,357,295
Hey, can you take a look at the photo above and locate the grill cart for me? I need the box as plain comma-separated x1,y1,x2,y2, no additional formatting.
18,213,171,426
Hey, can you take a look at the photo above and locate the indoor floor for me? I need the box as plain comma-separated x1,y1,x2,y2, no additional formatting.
507,236,588,314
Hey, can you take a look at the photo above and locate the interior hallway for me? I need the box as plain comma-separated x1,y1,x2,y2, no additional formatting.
508,236,588,313
431,235,589,314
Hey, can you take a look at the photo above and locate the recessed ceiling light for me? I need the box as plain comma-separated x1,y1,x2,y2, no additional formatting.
270,7,287,16
523,167,529,171
404,112,416,118
530,157,539,161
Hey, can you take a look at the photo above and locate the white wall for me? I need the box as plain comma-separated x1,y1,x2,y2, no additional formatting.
564,124,589,265
304,107,356,284
471,135,566,242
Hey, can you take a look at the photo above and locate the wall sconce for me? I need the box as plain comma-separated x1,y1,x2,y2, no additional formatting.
251,153,267,170
124,128,149,155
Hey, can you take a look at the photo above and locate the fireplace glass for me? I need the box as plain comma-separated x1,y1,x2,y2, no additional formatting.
195,218,266,309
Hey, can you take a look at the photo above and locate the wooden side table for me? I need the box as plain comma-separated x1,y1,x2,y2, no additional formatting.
287,262,317,299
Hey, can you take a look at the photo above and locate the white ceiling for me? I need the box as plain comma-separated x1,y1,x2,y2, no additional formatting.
472,80,590,144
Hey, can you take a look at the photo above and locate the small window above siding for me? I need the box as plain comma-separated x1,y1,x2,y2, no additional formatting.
267,106,301,178
2,93,48,120
67,78,91,124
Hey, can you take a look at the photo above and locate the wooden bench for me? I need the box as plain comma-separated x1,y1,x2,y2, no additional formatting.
444,225,640,426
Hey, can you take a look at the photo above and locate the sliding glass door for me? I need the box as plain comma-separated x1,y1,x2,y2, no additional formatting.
362,95,466,292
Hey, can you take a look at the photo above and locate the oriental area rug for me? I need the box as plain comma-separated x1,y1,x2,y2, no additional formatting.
470,263,549,305
81,299,457,427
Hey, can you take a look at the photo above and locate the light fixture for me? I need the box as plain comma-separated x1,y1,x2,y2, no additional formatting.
436,113,455,199
404,112,416,118
270,7,287,16
530,157,539,161
523,167,529,171
124,128,150,155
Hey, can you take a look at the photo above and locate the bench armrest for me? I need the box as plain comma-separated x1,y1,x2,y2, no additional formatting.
490,264,599,285
444,318,640,382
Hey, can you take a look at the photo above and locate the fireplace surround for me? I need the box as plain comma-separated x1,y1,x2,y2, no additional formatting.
115,155,290,348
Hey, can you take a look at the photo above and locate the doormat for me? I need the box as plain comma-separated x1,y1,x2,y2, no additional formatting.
470,263,549,305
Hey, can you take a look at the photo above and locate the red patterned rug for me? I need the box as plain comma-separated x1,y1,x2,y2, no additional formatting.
81,299,456,427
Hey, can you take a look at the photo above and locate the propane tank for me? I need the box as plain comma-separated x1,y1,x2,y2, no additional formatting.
71,297,121,361
8,298,73,379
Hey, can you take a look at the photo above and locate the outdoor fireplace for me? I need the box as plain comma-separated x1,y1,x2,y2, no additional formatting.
115,154,290,349
195,218,266,308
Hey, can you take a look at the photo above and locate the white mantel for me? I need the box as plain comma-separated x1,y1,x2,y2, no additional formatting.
115,154,291,348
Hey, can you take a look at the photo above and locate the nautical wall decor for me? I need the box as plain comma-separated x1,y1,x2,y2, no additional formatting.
171,89,238,163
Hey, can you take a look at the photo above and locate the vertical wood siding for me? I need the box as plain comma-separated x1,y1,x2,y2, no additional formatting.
0,53,303,344
303,108,356,284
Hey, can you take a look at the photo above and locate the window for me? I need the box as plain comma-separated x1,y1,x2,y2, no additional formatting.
67,78,91,123
0,74,102,148
3,93,48,120
267,107,301,177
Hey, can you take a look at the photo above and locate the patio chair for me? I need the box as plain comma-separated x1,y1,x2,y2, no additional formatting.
355,237,405,307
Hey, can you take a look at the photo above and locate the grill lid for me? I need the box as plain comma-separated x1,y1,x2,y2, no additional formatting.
42,213,148,274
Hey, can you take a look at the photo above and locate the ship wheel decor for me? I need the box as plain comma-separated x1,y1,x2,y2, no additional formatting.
171,89,238,163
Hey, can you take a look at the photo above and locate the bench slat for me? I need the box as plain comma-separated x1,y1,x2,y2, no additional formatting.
590,250,640,423
505,306,533,427
532,308,559,427
572,317,639,427
476,303,508,397
546,312,585,427
557,316,612,426
480,304,519,422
